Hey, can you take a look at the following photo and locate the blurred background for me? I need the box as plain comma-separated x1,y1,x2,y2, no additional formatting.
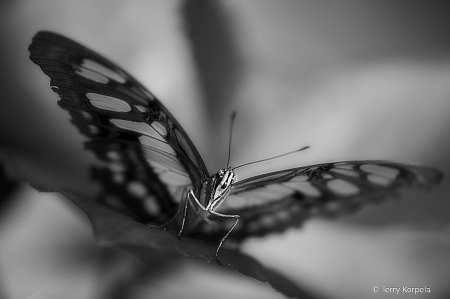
0,0,449,298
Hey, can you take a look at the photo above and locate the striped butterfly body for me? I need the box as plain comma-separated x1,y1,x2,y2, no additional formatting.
29,31,442,262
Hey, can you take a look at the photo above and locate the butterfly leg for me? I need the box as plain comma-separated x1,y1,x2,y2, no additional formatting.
148,188,188,231
177,188,190,238
209,211,240,265
179,189,211,236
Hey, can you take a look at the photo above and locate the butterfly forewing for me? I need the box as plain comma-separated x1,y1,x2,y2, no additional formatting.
29,31,209,225
190,161,442,243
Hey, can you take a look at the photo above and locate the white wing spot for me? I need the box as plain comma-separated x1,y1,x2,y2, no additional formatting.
327,179,359,196
330,168,360,177
87,93,131,112
361,164,399,179
111,119,166,142
274,210,290,221
333,163,354,170
127,181,147,197
282,181,321,197
76,59,126,84
88,125,99,134
144,153,186,173
367,174,392,186
151,121,168,136
135,105,149,112
75,67,108,84
289,175,309,182
107,151,121,160
80,111,92,119
143,196,160,216
112,173,125,184
139,135,175,155
145,159,166,174
109,162,125,173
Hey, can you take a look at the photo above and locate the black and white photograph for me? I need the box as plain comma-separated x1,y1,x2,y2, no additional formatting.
0,1,449,298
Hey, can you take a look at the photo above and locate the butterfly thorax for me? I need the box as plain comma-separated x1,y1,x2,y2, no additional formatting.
201,168,236,213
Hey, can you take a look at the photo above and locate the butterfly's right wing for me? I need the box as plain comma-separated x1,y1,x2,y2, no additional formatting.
191,161,442,243
29,31,210,225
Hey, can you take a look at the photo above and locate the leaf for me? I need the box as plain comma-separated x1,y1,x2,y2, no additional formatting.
64,192,319,298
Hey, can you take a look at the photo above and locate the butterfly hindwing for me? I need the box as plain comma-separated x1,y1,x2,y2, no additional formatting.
29,31,209,225
191,161,442,243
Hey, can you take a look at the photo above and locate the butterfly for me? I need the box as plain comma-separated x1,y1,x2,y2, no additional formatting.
29,31,442,263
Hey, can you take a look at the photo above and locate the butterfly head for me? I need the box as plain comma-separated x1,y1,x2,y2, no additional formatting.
206,168,237,211
214,167,236,192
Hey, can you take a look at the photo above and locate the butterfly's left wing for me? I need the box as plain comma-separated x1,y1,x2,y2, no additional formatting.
29,31,210,225
190,161,442,243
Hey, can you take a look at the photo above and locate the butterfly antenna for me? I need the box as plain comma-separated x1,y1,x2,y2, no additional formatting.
226,110,237,168
233,146,310,170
